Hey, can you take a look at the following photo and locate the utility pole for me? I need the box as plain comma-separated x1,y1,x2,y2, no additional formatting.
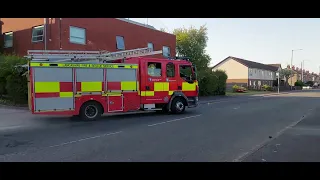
290,49,303,89
277,69,280,94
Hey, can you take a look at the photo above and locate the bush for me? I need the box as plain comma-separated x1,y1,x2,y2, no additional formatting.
6,70,28,104
0,54,28,104
232,84,246,92
262,84,273,91
305,81,314,87
294,80,304,87
198,69,228,96
232,84,239,92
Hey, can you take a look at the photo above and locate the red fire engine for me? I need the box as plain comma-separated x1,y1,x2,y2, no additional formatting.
26,47,199,120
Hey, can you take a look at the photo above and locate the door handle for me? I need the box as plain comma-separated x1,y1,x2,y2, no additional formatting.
146,86,150,90
178,86,182,90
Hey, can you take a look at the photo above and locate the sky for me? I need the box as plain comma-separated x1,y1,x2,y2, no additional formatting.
130,18,320,74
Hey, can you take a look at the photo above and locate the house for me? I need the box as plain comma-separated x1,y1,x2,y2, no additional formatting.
286,65,319,86
212,56,280,89
0,18,176,58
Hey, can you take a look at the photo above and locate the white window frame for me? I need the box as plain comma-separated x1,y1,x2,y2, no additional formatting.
116,36,125,50
32,25,44,43
147,42,154,51
3,32,13,48
69,26,86,45
163,46,170,57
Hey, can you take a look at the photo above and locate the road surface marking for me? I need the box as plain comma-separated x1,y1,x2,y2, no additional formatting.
48,131,122,148
0,125,28,131
232,108,314,162
147,114,202,127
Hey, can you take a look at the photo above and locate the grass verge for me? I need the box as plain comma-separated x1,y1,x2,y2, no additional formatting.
226,90,273,96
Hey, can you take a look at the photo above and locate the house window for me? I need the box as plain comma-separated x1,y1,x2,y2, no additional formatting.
70,26,86,45
3,32,13,48
147,42,154,51
166,63,175,77
163,46,170,57
32,25,44,42
148,62,162,77
116,36,125,50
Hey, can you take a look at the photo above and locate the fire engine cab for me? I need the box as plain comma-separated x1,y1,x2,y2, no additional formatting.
26,47,199,120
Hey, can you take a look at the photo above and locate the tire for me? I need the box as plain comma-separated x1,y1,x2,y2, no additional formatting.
170,97,186,114
79,101,102,121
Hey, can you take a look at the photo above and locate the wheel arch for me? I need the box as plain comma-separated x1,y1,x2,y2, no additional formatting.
80,100,104,114
168,91,188,108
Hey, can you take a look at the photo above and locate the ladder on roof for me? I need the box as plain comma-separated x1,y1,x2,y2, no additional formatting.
25,47,163,63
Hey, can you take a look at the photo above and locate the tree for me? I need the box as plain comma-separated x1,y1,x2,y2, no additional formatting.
173,25,228,96
159,28,167,33
280,68,294,84
173,25,210,70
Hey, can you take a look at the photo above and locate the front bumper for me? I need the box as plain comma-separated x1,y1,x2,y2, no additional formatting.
187,96,198,108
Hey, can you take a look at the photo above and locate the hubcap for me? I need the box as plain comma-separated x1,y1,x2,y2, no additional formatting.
85,105,98,118
176,101,184,112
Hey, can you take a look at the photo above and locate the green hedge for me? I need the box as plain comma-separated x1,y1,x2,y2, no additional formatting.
294,80,304,87
0,54,28,104
198,69,228,96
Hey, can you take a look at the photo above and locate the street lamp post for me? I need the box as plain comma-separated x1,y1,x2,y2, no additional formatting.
276,70,280,94
290,49,303,89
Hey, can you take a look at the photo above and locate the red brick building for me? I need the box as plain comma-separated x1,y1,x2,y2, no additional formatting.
0,18,176,58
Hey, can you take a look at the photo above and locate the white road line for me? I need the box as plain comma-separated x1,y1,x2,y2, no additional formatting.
147,114,202,127
232,108,314,162
48,131,122,148
0,125,27,131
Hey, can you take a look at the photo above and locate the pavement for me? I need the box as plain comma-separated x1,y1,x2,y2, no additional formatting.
0,89,319,162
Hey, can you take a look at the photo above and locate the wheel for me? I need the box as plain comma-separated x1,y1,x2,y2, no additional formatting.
170,97,186,114
79,101,102,121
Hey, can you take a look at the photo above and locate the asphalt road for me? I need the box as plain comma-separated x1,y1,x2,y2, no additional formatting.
0,90,319,162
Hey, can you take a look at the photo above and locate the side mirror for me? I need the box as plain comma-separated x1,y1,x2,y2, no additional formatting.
187,79,194,84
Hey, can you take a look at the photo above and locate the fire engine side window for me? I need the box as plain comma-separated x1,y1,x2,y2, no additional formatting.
166,63,175,77
179,65,193,81
148,62,162,77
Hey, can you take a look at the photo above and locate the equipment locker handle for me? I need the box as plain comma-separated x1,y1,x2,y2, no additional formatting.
146,86,150,90
178,86,182,90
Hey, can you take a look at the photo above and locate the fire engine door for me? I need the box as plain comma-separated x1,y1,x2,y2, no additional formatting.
144,61,167,103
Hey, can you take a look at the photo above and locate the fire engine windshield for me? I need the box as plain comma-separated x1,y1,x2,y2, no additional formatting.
179,65,196,82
